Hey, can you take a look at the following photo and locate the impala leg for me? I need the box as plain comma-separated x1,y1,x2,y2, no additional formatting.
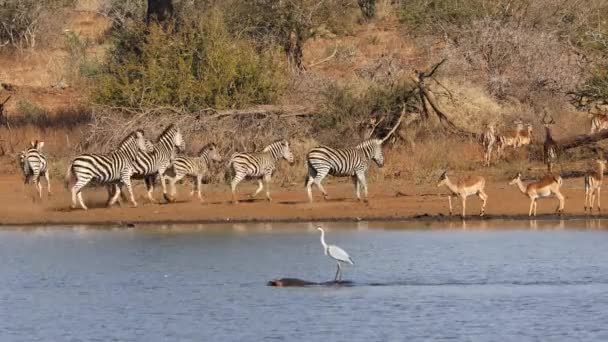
584,185,590,212
461,196,466,219
448,195,453,216
555,191,565,215
590,189,596,214
597,187,601,212
529,199,534,217
478,190,488,216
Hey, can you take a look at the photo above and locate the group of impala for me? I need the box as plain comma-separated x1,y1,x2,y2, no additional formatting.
439,114,608,218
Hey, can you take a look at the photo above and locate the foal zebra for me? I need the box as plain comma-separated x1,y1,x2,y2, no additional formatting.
228,140,294,203
66,130,152,210
19,140,51,199
164,143,222,202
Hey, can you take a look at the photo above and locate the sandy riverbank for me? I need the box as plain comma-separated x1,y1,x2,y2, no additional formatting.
0,174,605,226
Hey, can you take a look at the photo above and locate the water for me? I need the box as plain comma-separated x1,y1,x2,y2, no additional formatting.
1,221,608,341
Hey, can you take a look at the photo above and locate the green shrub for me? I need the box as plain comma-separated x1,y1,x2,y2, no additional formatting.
93,9,287,110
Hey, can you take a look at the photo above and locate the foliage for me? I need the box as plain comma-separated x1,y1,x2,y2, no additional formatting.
0,0,74,49
225,0,356,70
94,9,287,110
315,80,418,146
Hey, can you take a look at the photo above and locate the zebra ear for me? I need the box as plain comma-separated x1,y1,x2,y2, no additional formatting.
30,140,36,148
37,141,44,150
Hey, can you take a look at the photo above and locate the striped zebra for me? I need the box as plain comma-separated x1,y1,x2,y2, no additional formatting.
19,140,51,199
65,130,152,210
306,114,403,203
228,140,294,203
480,123,496,167
164,143,222,202
128,124,186,203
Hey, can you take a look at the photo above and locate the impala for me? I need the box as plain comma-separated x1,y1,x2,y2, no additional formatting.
497,120,524,155
584,158,607,213
480,123,496,167
518,123,533,146
508,172,564,216
437,171,488,218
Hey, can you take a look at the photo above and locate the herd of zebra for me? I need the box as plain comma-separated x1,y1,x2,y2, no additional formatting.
17,121,403,210
15,114,608,217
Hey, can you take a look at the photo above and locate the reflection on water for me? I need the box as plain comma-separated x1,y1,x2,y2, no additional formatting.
1,221,608,341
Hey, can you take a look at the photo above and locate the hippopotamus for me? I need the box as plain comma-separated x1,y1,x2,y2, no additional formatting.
267,278,354,287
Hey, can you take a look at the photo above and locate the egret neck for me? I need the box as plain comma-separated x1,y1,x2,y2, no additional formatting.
319,228,328,255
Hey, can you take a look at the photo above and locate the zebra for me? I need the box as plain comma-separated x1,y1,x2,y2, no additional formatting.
65,129,152,210
228,140,294,203
19,140,51,199
164,143,222,202
127,124,186,203
305,114,403,203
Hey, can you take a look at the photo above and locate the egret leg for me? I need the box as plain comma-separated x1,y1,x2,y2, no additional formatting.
334,263,340,282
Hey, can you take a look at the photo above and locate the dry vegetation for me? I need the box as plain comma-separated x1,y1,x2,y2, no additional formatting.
1,0,607,188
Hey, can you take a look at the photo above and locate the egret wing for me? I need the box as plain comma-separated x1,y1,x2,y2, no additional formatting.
328,245,354,265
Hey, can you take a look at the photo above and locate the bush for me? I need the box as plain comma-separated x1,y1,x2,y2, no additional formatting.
315,80,417,146
93,9,287,110
0,0,74,50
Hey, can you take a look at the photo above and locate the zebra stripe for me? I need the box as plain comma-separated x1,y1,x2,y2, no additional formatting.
164,143,222,201
66,130,152,210
128,124,185,203
306,138,384,202
19,140,50,199
228,140,294,203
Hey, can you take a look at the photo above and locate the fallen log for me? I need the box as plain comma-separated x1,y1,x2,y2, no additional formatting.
557,130,608,150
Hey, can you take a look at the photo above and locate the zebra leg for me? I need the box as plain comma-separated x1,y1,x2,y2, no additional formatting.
196,175,203,202
264,174,272,202
352,176,360,201
357,171,369,202
71,177,89,210
108,184,122,207
121,171,138,208
306,176,315,203
231,173,244,204
145,176,157,203
313,170,329,200
44,171,51,197
251,179,264,198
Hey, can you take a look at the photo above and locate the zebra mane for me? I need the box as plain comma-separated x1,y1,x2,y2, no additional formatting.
117,129,144,148
355,139,381,149
157,124,177,141
263,140,285,152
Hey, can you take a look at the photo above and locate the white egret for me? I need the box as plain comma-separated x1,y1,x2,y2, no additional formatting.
317,226,354,281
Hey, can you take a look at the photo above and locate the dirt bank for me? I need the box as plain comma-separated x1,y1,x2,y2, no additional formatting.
0,174,604,226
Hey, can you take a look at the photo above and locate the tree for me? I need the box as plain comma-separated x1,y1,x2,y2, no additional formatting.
147,0,174,24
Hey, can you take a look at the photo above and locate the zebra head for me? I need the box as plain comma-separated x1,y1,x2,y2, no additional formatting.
200,143,222,162
133,129,151,153
358,139,384,167
264,140,294,164
160,124,186,153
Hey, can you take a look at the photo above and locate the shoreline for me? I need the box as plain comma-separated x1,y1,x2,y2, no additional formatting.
2,174,608,227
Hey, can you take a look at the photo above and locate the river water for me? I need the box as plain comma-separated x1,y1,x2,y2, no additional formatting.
1,220,607,341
